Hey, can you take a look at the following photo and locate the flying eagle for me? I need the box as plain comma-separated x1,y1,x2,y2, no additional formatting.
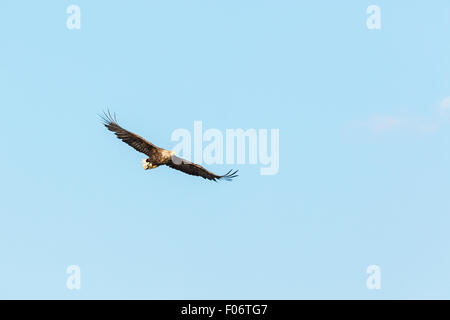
101,111,238,181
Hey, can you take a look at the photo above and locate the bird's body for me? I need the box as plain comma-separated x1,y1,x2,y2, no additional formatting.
101,111,238,181
141,149,175,170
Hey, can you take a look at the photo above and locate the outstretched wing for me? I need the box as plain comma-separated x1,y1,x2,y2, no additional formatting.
101,110,159,157
166,155,238,181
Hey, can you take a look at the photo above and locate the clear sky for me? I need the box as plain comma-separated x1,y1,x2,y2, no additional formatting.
1,0,450,299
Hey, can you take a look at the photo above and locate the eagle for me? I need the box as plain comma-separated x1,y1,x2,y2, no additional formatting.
101,111,238,182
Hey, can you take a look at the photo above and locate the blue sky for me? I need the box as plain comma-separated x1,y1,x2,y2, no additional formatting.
1,0,450,299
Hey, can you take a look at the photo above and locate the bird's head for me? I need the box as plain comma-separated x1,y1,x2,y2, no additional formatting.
142,159,151,170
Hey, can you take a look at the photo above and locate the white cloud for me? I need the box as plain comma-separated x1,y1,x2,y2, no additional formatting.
363,115,405,133
353,96,450,135
355,115,437,135
438,96,450,114
415,122,438,134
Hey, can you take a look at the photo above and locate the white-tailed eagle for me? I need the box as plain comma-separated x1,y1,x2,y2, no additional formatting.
101,111,238,182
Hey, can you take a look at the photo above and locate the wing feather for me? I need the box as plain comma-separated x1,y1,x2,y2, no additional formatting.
166,155,238,181
101,110,159,157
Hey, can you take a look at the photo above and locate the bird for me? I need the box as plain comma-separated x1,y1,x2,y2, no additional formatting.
101,110,238,182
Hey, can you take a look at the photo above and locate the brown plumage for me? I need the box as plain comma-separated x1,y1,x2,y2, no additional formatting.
101,111,238,181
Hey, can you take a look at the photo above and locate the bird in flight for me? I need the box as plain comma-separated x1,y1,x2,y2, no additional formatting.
101,111,238,182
